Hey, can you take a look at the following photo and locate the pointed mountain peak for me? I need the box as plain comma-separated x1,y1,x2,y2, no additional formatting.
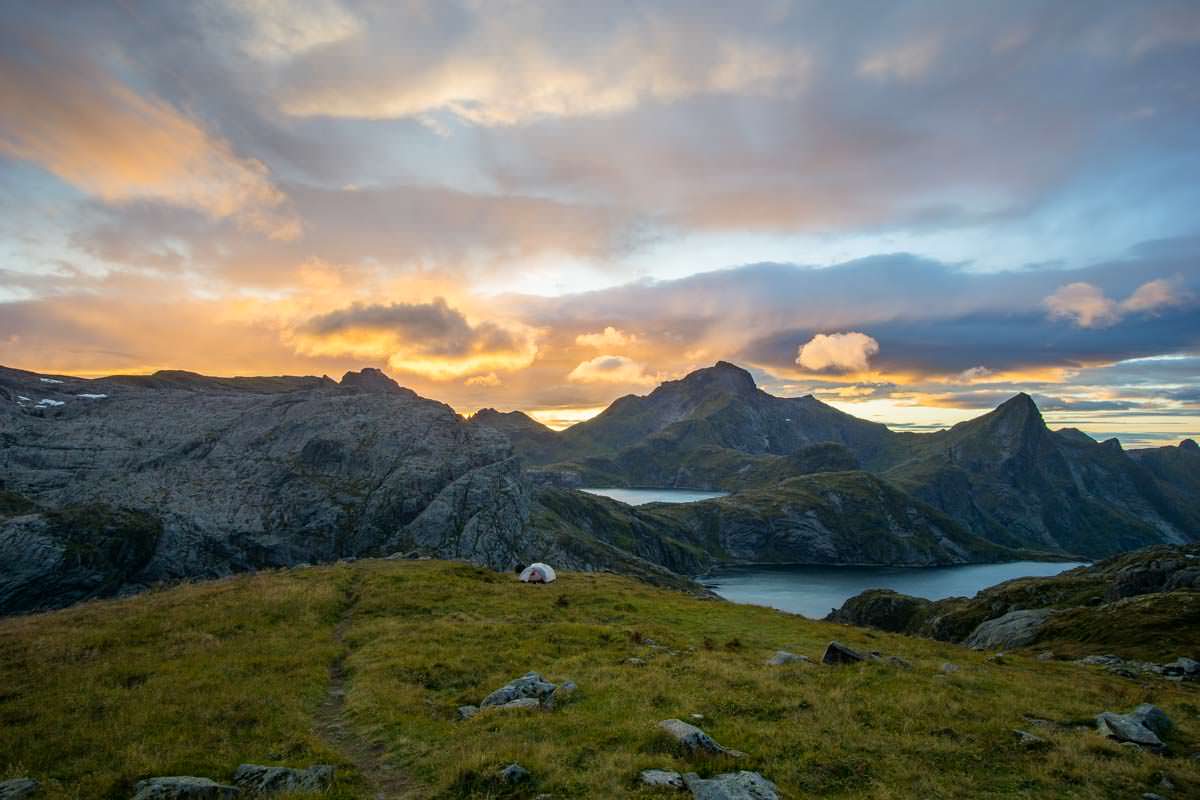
340,368,403,393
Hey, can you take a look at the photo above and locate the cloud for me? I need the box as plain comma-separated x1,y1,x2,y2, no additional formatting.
1045,283,1120,328
1046,278,1188,327
575,326,636,348
0,41,299,240
276,7,809,125
795,332,880,373
566,355,656,385
465,372,501,387
290,298,537,380
858,36,941,82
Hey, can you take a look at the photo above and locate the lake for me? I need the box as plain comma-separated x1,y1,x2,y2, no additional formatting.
579,487,729,505
702,561,1087,619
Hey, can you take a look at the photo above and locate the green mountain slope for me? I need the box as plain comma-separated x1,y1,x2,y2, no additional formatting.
2,560,1198,799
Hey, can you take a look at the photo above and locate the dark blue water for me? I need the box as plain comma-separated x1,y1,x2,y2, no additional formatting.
579,487,729,505
702,561,1086,619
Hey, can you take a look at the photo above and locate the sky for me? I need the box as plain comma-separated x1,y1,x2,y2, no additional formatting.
1,0,1198,444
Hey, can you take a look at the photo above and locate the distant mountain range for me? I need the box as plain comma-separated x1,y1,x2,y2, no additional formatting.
2,361,1196,614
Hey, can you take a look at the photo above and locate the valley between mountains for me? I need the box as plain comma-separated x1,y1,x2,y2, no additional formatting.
3,360,1198,615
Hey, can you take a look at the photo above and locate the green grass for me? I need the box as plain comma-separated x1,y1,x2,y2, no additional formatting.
3,561,1199,798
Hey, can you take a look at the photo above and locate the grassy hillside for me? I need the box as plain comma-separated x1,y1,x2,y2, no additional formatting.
2,561,1199,799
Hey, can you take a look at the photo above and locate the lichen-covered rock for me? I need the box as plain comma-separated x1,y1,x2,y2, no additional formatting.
965,608,1054,650
658,719,743,757
639,769,684,789
480,672,558,708
499,763,530,784
130,777,240,799
765,651,808,666
0,778,40,800
682,771,779,799
231,764,333,794
1096,706,1172,748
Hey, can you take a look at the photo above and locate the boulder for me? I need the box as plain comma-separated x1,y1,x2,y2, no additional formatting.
480,672,558,708
499,763,530,784
498,698,541,711
130,777,240,800
457,704,479,720
964,608,1054,650
821,641,865,665
231,765,333,794
0,779,39,800
682,771,779,800
1131,704,1173,737
939,662,960,674
658,719,744,757
1096,710,1166,748
765,651,808,666
639,769,685,789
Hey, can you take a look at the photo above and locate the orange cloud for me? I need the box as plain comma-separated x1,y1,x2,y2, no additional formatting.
796,332,880,372
566,354,657,385
0,45,299,240
575,326,637,348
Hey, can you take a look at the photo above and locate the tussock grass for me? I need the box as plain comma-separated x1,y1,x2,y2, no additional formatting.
2,560,1198,798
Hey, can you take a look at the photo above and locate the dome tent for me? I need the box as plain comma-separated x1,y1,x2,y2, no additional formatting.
519,563,557,583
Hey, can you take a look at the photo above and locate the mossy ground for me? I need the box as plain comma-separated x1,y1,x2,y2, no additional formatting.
2,561,1198,798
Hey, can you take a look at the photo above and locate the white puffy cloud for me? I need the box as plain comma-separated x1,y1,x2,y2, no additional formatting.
566,354,656,385
795,332,879,373
575,326,636,348
1046,279,1186,327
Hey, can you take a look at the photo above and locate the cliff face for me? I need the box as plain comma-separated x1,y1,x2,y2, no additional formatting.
0,367,541,612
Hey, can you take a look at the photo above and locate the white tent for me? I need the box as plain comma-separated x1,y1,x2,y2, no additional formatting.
519,563,557,583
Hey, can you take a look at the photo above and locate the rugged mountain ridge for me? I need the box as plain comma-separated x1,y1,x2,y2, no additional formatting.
479,366,1199,560
4,361,1197,613
0,366,550,613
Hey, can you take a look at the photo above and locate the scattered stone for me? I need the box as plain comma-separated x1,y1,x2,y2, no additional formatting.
232,764,333,794
765,651,808,666
1143,794,1166,800
964,608,1054,650
985,652,1008,665
886,655,913,669
1037,651,1055,661
682,770,779,800
457,704,479,720
940,662,960,674
658,719,745,757
821,641,865,665
1096,705,1174,749
1012,730,1049,749
0,779,40,800
1075,653,1199,682
499,763,530,784
498,698,541,711
640,769,685,789
1131,704,1173,737
130,777,240,800
480,672,559,708
626,657,647,666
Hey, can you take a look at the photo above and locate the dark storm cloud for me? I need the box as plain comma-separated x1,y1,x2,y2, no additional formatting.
298,299,519,358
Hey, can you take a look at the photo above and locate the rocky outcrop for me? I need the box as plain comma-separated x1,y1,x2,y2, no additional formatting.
0,779,39,800
658,719,744,757
1096,704,1173,749
964,608,1055,650
231,764,333,794
0,366,542,613
130,777,239,799
682,771,780,800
